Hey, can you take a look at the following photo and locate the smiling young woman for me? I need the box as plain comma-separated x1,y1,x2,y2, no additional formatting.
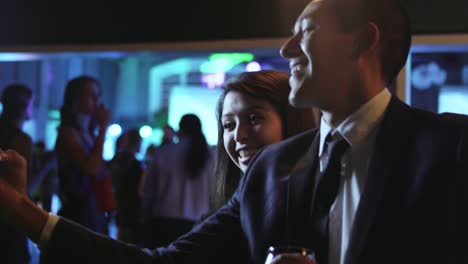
211,70,319,211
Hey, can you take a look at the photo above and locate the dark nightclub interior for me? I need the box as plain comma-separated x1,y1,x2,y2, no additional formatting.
0,0,467,263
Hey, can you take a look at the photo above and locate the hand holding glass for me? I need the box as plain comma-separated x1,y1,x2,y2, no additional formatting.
265,246,316,264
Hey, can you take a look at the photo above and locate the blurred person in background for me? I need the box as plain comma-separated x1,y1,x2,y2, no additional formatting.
108,128,145,244
0,83,33,264
54,76,110,234
161,125,176,146
141,113,214,247
31,141,58,213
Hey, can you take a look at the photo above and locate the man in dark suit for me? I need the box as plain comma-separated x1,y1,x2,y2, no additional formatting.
0,0,468,263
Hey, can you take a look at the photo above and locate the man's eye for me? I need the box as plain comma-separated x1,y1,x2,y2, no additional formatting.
303,24,320,34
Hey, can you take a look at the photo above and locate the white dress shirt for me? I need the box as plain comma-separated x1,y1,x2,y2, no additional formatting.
318,89,391,264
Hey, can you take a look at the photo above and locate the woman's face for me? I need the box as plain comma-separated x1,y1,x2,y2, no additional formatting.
77,82,100,115
221,90,284,173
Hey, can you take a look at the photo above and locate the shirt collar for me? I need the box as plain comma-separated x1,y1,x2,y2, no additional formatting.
319,88,392,157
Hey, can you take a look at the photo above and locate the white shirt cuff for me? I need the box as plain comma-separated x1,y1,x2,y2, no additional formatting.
38,213,60,249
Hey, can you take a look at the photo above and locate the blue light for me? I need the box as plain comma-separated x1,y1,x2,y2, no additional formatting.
0,53,40,61
51,194,61,214
139,125,153,138
168,86,222,146
107,124,122,137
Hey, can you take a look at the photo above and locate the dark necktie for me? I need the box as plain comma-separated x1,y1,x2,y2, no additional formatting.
311,134,350,264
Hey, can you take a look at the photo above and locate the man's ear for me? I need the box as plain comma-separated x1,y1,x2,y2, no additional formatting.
351,22,380,59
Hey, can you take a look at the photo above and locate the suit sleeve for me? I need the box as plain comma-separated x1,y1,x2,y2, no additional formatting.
453,121,468,261
40,179,249,264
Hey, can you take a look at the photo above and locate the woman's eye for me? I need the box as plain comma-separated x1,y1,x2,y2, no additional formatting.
223,122,233,130
249,114,264,124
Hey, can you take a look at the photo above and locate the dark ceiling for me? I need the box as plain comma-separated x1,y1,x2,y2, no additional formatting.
1,0,467,47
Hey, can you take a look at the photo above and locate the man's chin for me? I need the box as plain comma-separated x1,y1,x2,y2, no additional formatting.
289,93,309,108
289,90,321,108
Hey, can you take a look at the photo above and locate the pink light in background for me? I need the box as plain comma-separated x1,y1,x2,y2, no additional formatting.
246,61,261,72
201,72,226,89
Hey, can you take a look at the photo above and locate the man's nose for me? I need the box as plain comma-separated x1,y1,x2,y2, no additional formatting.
280,35,300,59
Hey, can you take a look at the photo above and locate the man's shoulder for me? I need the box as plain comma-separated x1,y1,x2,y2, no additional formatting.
238,128,318,192
439,112,468,127
256,128,317,162
14,129,33,144
389,98,468,137
389,97,467,127
272,128,317,150
408,106,468,129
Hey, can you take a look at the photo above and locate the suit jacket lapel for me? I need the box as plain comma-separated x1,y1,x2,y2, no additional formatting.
287,130,320,246
345,98,413,264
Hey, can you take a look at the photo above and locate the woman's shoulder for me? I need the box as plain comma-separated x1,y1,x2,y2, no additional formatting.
55,125,84,150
